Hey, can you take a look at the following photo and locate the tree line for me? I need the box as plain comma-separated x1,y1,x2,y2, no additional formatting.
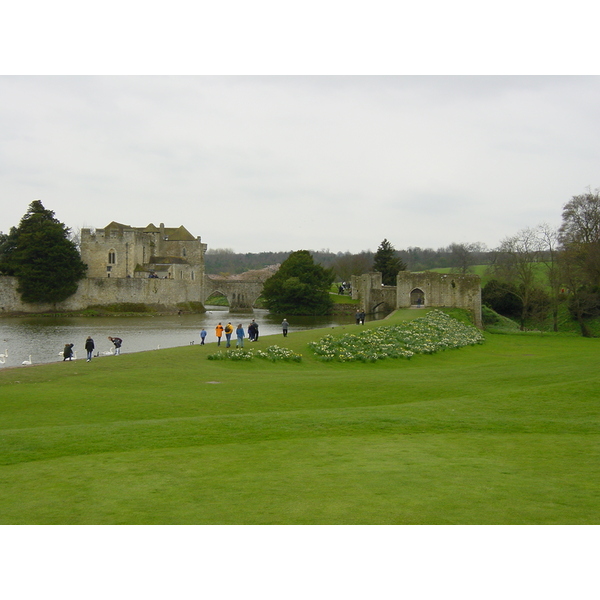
205,242,493,278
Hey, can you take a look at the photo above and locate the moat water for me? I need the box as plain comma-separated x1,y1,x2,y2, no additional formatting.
0,307,379,368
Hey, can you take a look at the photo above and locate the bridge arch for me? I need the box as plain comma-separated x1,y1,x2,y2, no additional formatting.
203,276,266,311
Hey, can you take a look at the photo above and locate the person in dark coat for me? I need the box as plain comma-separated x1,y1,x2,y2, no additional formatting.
85,336,95,362
108,336,123,355
63,343,74,361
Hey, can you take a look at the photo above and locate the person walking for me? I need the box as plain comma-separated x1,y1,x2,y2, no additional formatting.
215,323,224,346
236,323,245,348
224,322,234,348
63,343,74,361
85,336,95,362
248,319,259,342
108,336,123,355
200,328,207,345
282,318,289,337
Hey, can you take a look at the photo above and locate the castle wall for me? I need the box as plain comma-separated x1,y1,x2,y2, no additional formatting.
352,271,482,327
396,272,482,327
351,272,396,314
0,276,206,313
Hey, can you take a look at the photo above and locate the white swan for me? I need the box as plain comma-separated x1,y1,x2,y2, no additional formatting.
22,355,32,365
0,349,8,358
0,356,5,365
102,348,115,356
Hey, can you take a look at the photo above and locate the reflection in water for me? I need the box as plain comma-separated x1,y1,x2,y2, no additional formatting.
0,308,383,368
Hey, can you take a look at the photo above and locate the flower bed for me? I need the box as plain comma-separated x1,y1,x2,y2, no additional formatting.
255,345,303,362
308,310,484,363
207,346,302,363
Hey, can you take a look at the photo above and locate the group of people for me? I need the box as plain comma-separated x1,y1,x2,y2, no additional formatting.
62,336,123,362
207,318,290,346
338,282,352,295
211,321,257,348
355,310,366,325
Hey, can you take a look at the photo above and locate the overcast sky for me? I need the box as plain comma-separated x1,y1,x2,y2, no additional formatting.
1,75,598,254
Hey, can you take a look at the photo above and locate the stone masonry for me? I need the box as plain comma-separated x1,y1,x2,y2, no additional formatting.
352,271,482,328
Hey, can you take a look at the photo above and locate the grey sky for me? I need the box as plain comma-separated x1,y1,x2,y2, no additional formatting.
1,75,599,254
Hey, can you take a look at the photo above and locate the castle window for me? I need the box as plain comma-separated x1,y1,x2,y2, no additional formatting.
108,251,116,264
182,247,187,257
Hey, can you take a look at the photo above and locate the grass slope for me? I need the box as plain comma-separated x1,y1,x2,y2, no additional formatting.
1,309,598,524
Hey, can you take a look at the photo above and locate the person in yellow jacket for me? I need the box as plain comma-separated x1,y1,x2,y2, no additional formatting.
215,322,224,346
224,322,234,347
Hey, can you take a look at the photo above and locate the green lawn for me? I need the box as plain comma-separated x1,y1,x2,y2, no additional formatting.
1,309,598,524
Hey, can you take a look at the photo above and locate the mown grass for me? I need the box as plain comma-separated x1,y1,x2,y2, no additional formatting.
0,309,598,524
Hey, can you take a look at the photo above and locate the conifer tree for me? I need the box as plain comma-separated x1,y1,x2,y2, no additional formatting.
0,200,87,304
372,239,406,285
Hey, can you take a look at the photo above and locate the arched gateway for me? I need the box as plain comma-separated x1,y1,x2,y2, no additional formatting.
351,271,482,328
410,288,425,307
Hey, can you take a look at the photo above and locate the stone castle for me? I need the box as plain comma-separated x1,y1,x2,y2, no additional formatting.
80,221,207,281
0,220,268,313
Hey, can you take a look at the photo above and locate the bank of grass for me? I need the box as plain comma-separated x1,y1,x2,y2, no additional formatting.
0,308,598,524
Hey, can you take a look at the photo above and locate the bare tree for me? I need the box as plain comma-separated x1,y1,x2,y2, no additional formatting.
333,251,373,282
448,242,488,274
559,188,600,245
537,223,562,331
558,189,600,336
492,227,544,330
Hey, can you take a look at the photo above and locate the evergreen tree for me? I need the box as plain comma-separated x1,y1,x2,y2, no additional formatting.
0,200,87,304
372,239,406,285
262,250,335,315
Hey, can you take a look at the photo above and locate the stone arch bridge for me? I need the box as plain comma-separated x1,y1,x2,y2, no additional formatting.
203,275,268,311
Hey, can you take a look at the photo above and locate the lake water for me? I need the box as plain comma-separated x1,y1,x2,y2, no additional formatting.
0,307,374,368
